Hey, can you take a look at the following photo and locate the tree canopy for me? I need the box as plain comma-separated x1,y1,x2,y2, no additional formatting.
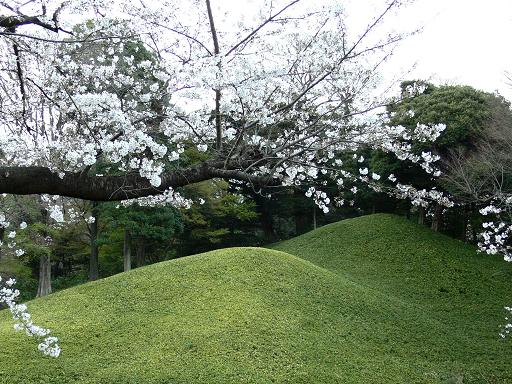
0,0,444,205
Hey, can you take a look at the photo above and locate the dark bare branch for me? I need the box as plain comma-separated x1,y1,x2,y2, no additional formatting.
225,0,302,57
0,14,59,32
205,0,222,150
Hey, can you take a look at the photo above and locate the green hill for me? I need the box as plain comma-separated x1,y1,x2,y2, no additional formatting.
0,215,511,383
273,214,512,381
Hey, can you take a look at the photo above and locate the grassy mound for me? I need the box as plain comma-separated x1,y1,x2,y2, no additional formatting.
273,213,512,382
0,215,511,383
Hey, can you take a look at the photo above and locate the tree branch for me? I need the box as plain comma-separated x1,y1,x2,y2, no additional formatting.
205,0,222,150
225,0,302,57
0,163,277,201
0,14,59,32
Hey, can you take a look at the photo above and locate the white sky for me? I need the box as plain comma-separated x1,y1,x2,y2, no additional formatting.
371,0,512,99
223,0,512,99
23,0,512,100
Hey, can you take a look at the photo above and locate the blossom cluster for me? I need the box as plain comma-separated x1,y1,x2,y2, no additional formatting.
474,199,512,336
120,187,192,209
0,277,60,357
500,307,512,338
305,187,330,213
393,185,454,208
0,210,28,257
477,203,512,261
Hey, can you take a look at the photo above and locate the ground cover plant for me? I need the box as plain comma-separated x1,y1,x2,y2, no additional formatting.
1,214,511,383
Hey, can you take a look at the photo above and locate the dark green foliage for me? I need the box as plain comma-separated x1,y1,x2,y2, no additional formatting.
0,196,92,301
378,82,507,181
97,227,125,275
369,82,512,230
15,223,54,263
391,82,494,151
99,203,183,270
51,221,90,276
0,259,37,302
1,215,511,383
13,221,90,297
178,181,261,255
51,272,88,292
373,83,488,188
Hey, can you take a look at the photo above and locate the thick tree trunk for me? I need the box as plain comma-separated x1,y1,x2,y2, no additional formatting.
135,238,145,268
123,229,131,272
431,204,443,232
88,202,99,281
37,254,52,297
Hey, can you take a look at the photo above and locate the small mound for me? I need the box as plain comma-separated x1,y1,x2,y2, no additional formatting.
1,247,422,383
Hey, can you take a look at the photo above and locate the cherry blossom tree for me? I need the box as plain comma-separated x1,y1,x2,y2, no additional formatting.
0,0,436,200
0,0,453,242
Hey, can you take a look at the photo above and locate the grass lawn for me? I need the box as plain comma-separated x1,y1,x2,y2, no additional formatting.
0,214,511,383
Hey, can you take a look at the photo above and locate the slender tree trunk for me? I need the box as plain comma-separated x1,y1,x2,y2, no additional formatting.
418,206,425,225
313,206,317,230
295,213,308,235
461,207,469,241
123,228,131,272
261,215,274,241
37,254,52,297
89,202,99,280
135,238,145,268
431,204,443,232
36,201,52,297
254,193,274,242
0,227,4,261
